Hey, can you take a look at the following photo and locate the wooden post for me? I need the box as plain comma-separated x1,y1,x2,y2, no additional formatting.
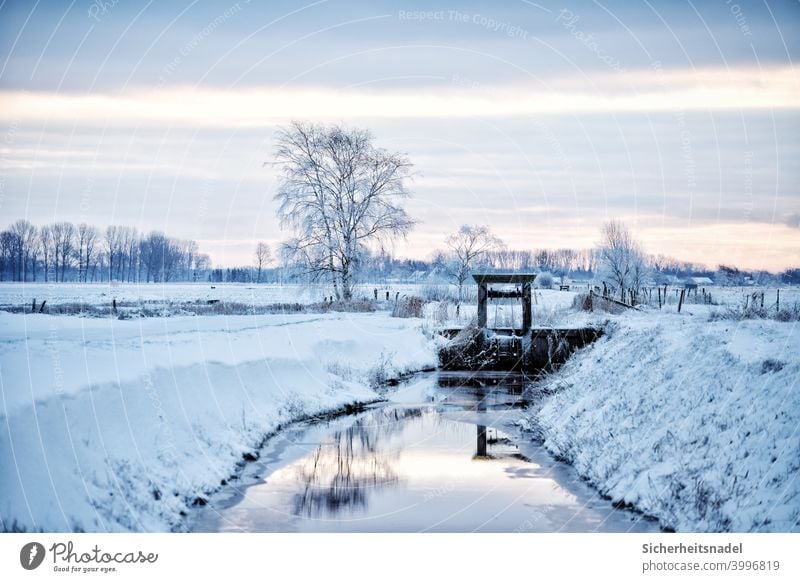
678,289,685,313
522,282,532,332
477,284,488,328
658,287,662,309
39,300,46,313
761,292,764,308
112,298,117,314
777,289,780,313
31,299,36,313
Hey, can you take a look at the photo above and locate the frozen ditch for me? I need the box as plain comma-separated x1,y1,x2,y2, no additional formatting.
191,372,660,533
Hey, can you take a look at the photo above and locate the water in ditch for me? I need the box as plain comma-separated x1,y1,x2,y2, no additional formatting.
191,372,660,532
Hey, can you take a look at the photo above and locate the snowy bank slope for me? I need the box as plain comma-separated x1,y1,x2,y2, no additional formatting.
0,312,435,532
530,312,799,532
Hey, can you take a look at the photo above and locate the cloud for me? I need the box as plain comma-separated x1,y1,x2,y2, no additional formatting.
1,66,797,127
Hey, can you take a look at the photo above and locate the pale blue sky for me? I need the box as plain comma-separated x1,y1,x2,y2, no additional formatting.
1,0,798,269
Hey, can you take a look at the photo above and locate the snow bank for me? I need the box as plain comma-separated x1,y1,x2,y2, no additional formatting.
528,311,800,532
0,311,436,532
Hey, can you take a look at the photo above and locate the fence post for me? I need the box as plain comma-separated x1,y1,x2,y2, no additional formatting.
31,299,36,313
678,289,685,313
658,287,662,309
777,289,780,313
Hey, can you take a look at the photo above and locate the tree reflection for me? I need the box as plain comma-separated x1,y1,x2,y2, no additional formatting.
291,408,422,518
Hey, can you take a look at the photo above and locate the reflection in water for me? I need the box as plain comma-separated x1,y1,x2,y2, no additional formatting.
192,373,660,532
291,408,421,518
437,371,532,394
290,406,522,520
476,425,488,458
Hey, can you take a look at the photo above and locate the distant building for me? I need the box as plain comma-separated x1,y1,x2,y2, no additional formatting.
684,276,713,289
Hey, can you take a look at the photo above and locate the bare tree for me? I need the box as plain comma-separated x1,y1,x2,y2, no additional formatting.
51,222,75,282
28,230,41,282
445,224,504,302
117,226,137,282
105,226,122,282
139,230,182,282
254,241,272,283
273,121,414,300
10,220,36,281
40,225,53,282
597,220,647,302
0,231,17,281
76,223,98,282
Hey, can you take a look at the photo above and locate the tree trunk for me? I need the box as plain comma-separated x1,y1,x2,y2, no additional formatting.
341,264,352,301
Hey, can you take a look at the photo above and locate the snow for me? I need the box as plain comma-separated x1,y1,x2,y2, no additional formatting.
525,310,800,532
2,280,798,533
0,311,437,532
0,282,451,310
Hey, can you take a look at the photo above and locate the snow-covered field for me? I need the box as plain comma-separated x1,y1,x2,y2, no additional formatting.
522,310,800,532
0,311,437,532
1,281,795,321
0,282,447,309
2,280,798,533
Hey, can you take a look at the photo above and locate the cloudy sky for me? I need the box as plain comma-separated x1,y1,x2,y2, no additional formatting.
1,0,798,270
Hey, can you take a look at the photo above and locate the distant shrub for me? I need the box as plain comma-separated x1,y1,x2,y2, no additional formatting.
571,291,626,314
572,292,593,311
761,359,785,373
5,299,328,318
392,295,426,318
775,303,800,322
709,301,799,322
535,272,554,289
313,299,375,313
434,300,452,325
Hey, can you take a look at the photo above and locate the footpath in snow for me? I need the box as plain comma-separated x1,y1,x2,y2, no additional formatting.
0,311,436,532
524,310,799,532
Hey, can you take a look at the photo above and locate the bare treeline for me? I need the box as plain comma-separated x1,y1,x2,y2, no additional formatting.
0,219,211,283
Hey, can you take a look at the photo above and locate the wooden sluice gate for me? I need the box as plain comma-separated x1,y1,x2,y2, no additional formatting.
438,273,602,371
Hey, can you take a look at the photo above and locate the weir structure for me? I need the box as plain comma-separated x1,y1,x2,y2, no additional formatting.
439,272,601,371
474,273,534,332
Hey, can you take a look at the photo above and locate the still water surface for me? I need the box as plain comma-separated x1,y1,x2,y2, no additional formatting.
192,373,659,532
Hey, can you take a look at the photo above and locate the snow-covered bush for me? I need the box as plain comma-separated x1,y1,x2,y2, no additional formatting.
392,295,426,318
535,271,554,289
572,291,593,311
367,350,398,388
708,300,800,322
